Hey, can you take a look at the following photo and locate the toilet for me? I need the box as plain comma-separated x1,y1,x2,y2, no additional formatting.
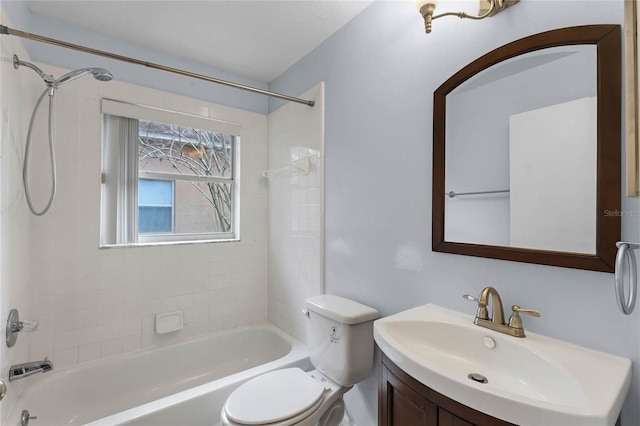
221,294,379,426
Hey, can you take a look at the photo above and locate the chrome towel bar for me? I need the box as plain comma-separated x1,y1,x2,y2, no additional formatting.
447,189,510,198
614,241,639,314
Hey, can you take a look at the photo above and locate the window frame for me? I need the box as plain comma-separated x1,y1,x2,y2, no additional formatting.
100,99,241,246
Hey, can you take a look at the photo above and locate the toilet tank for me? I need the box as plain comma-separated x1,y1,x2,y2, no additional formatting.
306,294,379,387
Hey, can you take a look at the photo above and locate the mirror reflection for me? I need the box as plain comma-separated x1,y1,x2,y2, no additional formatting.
433,25,621,272
444,45,597,254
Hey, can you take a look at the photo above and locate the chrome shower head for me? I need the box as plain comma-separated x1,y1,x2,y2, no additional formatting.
13,54,113,88
92,70,113,82
57,68,113,85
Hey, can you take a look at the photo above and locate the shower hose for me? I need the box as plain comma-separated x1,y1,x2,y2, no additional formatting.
23,88,57,216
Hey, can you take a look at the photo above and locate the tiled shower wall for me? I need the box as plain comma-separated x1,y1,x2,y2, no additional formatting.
2,55,269,377
267,83,324,343
0,9,36,418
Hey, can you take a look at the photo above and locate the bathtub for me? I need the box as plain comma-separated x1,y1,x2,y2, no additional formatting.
5,323,310,426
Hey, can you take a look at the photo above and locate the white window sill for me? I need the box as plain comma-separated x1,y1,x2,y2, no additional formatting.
99,238,240,250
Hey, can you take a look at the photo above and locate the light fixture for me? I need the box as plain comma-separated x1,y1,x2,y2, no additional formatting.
415,0,519,34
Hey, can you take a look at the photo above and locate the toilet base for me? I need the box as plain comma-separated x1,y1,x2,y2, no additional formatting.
317,398,345,426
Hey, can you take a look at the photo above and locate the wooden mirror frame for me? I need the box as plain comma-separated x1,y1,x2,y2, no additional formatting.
432,25,621,272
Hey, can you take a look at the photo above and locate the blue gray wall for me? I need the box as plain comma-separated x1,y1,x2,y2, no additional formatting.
270,1,639,425
1,1,270,114
3,0,638,424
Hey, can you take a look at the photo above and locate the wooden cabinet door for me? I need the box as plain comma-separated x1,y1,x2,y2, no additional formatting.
439,408,475,426
378,349,515,426
380,363,438,426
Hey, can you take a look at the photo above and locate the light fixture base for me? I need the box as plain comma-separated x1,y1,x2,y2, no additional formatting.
478,0,520,17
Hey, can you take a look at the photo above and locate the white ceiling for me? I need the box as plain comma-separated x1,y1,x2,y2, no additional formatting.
25,0,373,83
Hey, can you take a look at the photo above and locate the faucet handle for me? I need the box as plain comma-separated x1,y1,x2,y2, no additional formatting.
18,320,39,332
463,294,489,320
511,305,540,317
508,305,540,331
462,294,478,302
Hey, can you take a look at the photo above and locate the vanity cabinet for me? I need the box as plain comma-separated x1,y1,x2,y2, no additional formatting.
379,350,514,426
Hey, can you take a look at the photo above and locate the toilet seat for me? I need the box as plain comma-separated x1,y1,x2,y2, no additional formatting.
223,368,327,425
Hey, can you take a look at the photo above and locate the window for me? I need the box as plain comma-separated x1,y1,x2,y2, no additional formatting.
138,179,174,234
100,100,239,245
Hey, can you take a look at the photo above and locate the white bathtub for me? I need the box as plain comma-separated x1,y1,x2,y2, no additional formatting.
5,323,310,426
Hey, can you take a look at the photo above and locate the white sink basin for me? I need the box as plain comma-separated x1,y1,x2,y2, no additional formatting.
374,304,631,426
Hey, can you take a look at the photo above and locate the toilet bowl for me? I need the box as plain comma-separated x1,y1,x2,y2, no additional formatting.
221,368,349,426
221,295,379,426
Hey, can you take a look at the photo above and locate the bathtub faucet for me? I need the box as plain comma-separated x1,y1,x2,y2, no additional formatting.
9,358,53,382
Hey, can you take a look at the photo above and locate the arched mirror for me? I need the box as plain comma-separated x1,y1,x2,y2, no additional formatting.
432,25,621,272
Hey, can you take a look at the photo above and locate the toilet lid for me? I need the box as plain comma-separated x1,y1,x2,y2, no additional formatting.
225,368,326,425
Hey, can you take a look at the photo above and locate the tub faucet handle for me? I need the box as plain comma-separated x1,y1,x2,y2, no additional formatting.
14,319,39,332
6,308,39,348
21,410,37,426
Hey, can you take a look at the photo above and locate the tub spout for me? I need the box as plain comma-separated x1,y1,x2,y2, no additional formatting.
9,358,53,382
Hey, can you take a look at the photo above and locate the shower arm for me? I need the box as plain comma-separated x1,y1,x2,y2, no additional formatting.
13,54,57,90
0,24,315,107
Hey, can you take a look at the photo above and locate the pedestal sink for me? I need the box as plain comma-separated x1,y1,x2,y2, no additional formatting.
374,304,631,426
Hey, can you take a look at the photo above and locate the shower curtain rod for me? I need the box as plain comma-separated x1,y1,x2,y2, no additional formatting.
0,25,315,107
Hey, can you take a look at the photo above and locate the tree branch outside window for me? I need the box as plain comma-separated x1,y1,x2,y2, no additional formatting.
138,120,233,232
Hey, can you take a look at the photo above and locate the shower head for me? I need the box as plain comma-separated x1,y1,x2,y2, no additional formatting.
93,70,114,82
13,55,113,87
57,68,113,85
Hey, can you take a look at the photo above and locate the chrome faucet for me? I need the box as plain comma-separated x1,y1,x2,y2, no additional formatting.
9,358,53,382
463,287,540,338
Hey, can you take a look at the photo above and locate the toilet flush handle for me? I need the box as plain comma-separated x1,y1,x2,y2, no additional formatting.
301,309,309,317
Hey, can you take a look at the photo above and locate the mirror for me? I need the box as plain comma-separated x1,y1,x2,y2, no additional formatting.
432,25,621,272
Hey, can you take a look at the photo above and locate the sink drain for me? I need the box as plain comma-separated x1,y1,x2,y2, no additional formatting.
468,373,488,384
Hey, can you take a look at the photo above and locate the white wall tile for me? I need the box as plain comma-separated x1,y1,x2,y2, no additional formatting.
100,338,122,358
122,334,142,353
53,347,79,369
266,84,324,343
223,313,237,329
77,311,100,329
78,326,100,346
54,312,78,332
78,343,101,364
54,329,78,351
193,321,208,337
100,321,122,342
1,23,275,426
6,68,270,370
